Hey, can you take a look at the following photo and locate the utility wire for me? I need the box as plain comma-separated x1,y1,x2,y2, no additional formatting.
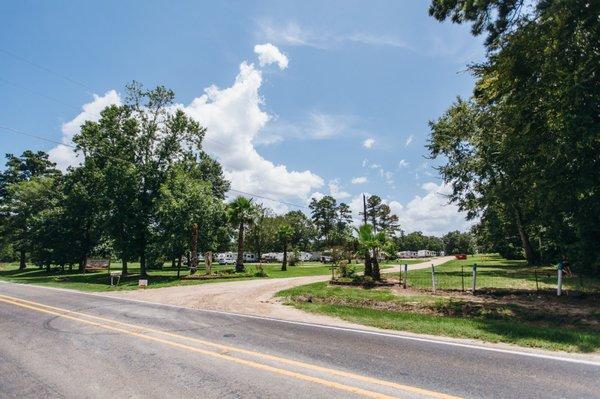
0,124,308,209
0,48,95,94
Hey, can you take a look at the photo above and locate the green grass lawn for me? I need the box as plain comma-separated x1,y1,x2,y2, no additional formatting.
404,254,599,292
0,260,399,292
0,256,430,292
276,254,600,353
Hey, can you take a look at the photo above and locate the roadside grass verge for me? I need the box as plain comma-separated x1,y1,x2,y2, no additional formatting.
276,280,600,353
403,254,600,292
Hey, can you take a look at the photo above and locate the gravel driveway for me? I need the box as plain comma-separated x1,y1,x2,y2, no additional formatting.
107,257,454,324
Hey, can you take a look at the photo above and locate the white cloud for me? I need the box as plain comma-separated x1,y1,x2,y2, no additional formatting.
50,49,324,208
405,134,414,146
347,182,472,235
362,138,375,149
398,159,410,168
48,90,121,171
351,176,368,185
260,111,353,143
257,20,408,50
257,21,312,47
394,182,473,235
328,179,351,200
254,43,289,70
347,33,408,48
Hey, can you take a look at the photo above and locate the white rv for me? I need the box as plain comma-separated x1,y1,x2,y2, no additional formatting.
216,252,257,264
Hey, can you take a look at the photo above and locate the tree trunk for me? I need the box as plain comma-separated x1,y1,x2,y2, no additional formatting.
236,221,245,272
78,258,85,272
177,254,182,278
371,248,381,280
45,263,51,273
514,207,535,265
68,263,73,272
18,249,26,270
121,258,128,276
281,241,288,271
362,194,372,277
190,223,198,274
60,262,65,273
171,258,176,269
140,250,147,279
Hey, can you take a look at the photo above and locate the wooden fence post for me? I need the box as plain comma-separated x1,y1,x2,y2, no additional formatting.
403,264,408,289
431,264,436,294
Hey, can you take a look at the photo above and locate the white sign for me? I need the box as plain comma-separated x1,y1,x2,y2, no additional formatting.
138,279,148,287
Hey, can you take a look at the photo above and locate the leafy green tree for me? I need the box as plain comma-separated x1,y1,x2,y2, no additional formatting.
442,230,475,255
310,196,353,249
227,196,257,272
283,210,316,251
429,0,600,273
74,82,214,278
309,196,338,247
0,151,60,269
356,224,387,280
155,165,228,275
277,224,294,271
61,164,106,271
2,176,60,270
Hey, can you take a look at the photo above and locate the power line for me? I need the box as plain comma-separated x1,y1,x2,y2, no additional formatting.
0,48,94,94
0,75,232,150
0,124,308,209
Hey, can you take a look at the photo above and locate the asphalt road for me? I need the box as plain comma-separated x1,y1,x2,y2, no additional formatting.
0,282,598,399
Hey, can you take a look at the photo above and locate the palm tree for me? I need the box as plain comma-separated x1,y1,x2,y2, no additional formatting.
356,224,387,280
227,196,256,272
277,224,294,271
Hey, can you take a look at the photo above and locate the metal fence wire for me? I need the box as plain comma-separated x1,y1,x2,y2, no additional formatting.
397,263,597,294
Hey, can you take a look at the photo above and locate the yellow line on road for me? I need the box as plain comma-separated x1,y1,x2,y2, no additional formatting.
0,293,461,399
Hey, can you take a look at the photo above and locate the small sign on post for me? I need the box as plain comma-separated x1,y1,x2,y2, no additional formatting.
138,279,148,287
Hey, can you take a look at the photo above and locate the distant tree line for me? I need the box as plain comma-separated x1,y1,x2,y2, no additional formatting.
428,0,600,275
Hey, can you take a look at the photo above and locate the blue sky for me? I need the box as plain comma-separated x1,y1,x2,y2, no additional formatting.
0,1,484,235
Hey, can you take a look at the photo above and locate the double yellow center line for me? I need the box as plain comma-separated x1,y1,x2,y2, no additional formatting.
0,293,461,399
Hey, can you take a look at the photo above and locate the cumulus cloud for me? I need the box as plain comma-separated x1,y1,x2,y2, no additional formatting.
405,134,414,146
254,43,289,70
347,182,472,235
328,179,351,200
48,90,121,171
351,176,368,185
398,159,410,168
49,48,324,208
393,182,473,235
362,138,375,149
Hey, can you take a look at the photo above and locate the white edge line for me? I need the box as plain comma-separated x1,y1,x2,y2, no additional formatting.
1,280,599,367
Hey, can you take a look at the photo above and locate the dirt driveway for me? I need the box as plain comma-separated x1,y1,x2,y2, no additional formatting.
107,257,454,324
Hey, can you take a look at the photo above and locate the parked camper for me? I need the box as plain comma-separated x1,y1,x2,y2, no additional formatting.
216,252,257,264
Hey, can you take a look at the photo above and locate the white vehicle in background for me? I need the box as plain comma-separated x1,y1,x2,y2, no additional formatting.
217,252,236,264
216,252,257,264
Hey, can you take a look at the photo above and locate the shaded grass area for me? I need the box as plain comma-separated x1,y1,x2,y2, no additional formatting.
0,256,425,292
0,260,398,292
405,254,600,293
277,278,600,353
